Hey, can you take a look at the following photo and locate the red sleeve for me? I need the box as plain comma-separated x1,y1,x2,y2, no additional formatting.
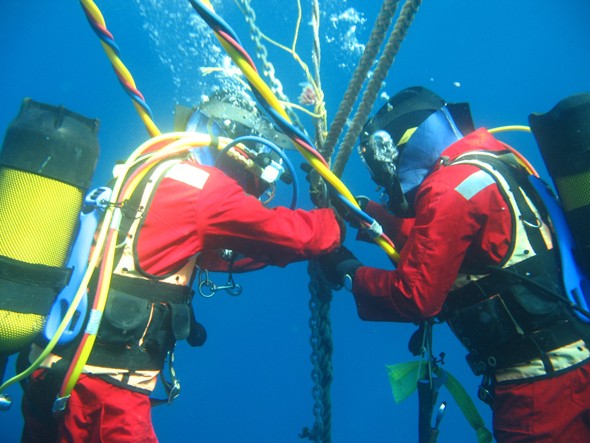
136,162,341,275
351,180,482,322
195,166,341,267
350,132,516,322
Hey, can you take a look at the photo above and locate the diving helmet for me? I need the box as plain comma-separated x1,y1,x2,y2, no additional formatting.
179,91,293,198
359,86,474,216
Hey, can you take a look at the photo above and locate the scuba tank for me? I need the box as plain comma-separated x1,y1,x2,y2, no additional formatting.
528,93,590,320
529,93,590,274
0,98,99,355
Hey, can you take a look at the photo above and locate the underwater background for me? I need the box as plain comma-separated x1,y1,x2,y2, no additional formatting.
1,1,589,442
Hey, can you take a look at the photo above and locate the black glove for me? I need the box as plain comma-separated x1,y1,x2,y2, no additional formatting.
301,162,328,207
317,246,362,290
355,195,370,211
300,163,361,229
330,193,361,230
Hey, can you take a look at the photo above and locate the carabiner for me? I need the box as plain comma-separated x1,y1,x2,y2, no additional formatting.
197,269,242,297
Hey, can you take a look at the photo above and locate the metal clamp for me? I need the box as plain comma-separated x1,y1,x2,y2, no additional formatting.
197,269,242,298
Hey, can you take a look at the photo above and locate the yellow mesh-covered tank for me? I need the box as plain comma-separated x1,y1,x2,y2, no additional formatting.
0,98,99,354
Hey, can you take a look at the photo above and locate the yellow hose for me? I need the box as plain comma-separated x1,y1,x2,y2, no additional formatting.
60,132,230,397
202,2,399,260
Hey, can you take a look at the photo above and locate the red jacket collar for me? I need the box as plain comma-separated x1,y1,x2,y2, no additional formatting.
431,128,509,172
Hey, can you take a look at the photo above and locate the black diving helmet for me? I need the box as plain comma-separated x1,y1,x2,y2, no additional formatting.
359,86,474,216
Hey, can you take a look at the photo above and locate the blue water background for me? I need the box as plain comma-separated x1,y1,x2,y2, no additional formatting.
1,1,589,442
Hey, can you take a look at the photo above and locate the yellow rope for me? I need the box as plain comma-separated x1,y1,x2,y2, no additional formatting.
80,0,161,137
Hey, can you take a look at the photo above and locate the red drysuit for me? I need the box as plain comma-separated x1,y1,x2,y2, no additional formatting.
21,159,341,443
352,129,590,442
138,160,341,274
353,130,516,321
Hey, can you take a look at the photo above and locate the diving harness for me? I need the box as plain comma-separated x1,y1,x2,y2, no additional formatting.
441,149,590,381
0,122,298,412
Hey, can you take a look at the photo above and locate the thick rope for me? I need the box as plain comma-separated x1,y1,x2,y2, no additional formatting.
300,261,333,443
302,2,424,440
332,0,423,177
308,0,328,208
321,0,400,161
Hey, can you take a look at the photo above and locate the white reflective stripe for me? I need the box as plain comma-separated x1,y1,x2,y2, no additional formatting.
166,163,210,190
454,170,495,200
452,154,552,271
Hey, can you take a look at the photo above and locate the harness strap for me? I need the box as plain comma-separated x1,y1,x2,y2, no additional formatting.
465,319,582,375
0,255,71,288
87,343,165,372
480,155,547,255
452,152,548,257
110,273,191,304
0,255,72,314
444,151,590,377
0,279,59,316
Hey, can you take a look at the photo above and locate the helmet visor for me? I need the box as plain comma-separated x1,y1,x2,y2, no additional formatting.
359,130,399,188
186,109,227,138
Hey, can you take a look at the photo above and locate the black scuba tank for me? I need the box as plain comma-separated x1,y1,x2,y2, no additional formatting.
0,98,99,354
529,93,590,275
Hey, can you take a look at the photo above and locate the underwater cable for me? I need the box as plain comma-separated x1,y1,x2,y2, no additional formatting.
189,0,400,261
80,0,160,137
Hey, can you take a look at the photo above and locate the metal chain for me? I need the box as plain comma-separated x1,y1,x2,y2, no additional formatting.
299,260,333,443
237,0,305,131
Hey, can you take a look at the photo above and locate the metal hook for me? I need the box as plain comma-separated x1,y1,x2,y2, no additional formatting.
197,269,242,297
221,274,242,296
162,351,181,404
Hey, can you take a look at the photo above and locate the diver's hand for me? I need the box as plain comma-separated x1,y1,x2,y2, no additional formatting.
301,163,365,226
355,195,370,211
330,194,366,230
317,246,362,290
300,163,328,207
